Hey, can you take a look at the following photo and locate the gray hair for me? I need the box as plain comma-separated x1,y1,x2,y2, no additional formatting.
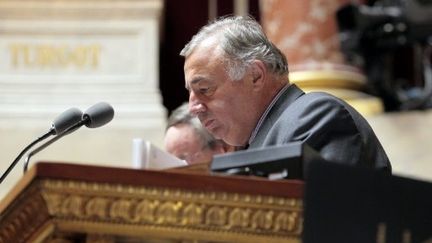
166,103,218,149
180,15,288,80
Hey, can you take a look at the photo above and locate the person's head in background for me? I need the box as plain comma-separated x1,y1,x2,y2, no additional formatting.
164,103,234,164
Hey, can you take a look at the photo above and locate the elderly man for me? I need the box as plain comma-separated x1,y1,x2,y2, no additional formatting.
164,103,234,164
180,16,391,172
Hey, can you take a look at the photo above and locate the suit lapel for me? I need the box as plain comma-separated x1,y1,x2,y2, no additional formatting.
249,84,305,148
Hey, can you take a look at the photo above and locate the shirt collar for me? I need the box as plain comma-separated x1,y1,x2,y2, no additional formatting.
247,84,290,145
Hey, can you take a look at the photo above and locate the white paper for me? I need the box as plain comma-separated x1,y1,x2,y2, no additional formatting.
132,138,188,170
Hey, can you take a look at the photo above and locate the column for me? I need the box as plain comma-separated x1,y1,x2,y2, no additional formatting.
260,0,383,116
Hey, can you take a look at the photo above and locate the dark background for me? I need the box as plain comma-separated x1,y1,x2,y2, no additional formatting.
159,0,260,116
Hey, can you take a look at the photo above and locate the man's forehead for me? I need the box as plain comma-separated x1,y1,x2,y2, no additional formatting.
184,46,225,86
184,59,212,90
185,37,222,65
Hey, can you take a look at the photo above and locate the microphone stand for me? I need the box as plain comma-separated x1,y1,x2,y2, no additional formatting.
23,119,87,173
22,101,114,172
0,129,54,184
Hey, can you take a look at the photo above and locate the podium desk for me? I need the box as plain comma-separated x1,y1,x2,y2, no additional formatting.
0,162,303,243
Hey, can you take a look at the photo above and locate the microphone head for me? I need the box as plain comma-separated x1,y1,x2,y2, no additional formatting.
51,107,83,135
83,102,115,128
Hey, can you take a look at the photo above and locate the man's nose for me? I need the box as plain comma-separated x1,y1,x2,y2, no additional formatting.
189,92,206,115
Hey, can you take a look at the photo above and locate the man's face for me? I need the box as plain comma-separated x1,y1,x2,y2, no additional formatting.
184,40,258,146
164,124,214,164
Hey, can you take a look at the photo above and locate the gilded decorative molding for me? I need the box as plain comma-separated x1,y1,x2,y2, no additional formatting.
40,179,303,240
1,178,303,242
0,184,50,243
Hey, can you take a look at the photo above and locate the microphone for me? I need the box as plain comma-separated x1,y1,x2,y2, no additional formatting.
0,107,83,184
23,102,115,172
51,108,85,135
82,101,115,128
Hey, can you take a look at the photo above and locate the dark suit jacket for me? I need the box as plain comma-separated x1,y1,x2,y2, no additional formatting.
248,84,391,173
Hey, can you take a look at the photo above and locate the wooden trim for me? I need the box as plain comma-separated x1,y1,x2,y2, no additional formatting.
32,162,304,197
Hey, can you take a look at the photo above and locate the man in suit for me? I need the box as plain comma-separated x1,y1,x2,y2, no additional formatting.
180,15,391,173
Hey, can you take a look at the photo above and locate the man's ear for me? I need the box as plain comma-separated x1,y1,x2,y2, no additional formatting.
250,60,266,90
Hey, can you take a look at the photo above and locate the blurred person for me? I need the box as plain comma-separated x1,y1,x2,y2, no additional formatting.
164,103,234,164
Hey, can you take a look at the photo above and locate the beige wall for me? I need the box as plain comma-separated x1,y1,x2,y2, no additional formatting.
0,0,167,199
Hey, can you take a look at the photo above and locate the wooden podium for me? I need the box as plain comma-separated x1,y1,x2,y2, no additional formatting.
0,162,304,243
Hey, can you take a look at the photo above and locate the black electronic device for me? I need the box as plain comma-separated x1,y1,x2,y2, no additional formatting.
303,160,432,243
336,0,432,111
210,142,324,180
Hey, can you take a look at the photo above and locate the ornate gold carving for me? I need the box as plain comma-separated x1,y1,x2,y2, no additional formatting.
110,199,136,221
251,210,274,230
155,201,182,224
0,185,50,243
86,197,109,219
61,195,85,218
274,211,302,234
135,199,157,223
205,206,227,226
228,208,250,228
39,179,303,240
181,203,203,225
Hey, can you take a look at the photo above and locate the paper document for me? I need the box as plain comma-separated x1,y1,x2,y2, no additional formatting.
132,138,188,170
